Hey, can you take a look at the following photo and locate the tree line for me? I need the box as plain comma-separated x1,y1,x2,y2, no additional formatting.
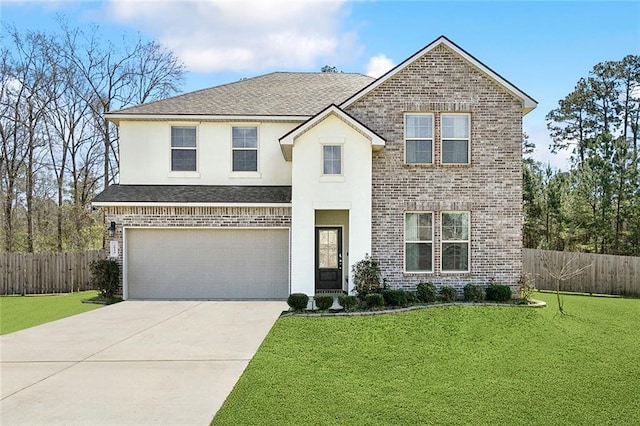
524,55,640,256
0,21,185,253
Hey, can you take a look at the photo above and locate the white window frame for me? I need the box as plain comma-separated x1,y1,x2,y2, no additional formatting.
440,211,471,273
404,211,434,273
322,144,343,176
441,113,470,165
170,125,198,172
231,126,259,172
404,113,434,165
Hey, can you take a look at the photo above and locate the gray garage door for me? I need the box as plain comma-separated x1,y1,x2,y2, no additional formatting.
126,228,289,300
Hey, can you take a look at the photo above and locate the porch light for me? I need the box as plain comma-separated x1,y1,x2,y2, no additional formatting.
108,221,116,238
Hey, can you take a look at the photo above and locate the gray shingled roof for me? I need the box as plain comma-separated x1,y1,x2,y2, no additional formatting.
110,72,374,117
92,185,291,204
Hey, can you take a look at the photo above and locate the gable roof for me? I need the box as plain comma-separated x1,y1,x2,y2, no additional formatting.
92,185,292,206
107,72,374,121
340,35,538,115
279,104,385,161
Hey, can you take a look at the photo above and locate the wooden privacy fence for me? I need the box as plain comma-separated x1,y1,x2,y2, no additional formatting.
0,250,103,295
523,249,640,297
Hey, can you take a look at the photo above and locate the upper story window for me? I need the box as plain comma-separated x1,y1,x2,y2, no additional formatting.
441,114,470,164
232,126,258,172
405,212,433,272
322,145,342,175
171,126,197,171
441,211,470,272
405,114,433,164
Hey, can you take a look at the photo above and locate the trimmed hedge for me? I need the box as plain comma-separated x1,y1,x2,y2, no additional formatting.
417,282,437,303
365,293,384,308
463,284,485,302
338,295,358,311
314,295,334,311
486,284,512,302
439,286,458,303
382,289,408,307
287,293,309,311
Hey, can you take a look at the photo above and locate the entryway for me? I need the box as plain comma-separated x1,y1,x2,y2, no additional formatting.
315,210,349,293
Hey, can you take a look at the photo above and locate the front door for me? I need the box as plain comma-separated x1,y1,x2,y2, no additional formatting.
315,227,343,290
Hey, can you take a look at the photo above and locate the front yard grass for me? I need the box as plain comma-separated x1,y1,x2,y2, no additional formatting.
0,291,101,335
213,292,640,425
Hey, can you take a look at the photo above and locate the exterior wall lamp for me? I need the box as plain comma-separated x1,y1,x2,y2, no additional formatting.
108,221,116,238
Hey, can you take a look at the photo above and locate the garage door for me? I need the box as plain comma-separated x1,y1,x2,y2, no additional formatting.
126,228,289,300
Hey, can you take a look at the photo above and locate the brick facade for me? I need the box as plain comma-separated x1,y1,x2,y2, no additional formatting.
103,206,291,294
346,45,523,294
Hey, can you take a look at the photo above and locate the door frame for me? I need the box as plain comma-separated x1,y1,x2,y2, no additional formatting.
314,225,344,292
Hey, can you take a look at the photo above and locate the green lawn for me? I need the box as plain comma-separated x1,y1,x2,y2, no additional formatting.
0,291,101,335
213,292,640,425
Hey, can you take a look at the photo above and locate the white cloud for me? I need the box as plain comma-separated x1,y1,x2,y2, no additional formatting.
105,0,360,73
365,53,394,78
524,121,572,171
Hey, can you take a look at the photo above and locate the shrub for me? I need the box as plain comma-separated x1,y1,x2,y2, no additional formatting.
314,295,334,311
463,283,485,302
338,294,357,311
364,293,384,309
352,254,382,298
287,293,309,311
486,284,512,302
518,273,536,301
89,259,120,299
406,291,417,304
382,289,408,307
439,286,458,303
416,282,437,303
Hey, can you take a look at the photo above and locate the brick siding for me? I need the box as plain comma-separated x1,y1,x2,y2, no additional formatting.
103,206,291,295
346,44,524,294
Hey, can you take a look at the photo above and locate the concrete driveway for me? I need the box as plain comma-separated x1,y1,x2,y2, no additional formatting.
0,301,287,425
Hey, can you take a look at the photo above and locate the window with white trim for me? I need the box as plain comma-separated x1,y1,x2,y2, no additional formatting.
441,212,470,272
405,114,433,164
322,145,342,175
232,126,258,171
405,212,433,272
441,114,470,164
171,126,197,171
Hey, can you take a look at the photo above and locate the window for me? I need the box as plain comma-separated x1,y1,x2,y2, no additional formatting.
405,212,433,272
232,127,258,171
405,114,433,164
323,145,342,175
441,212,470,272
171,126,197,171
441,114,470,164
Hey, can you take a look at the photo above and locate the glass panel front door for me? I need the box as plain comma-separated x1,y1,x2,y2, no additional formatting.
315,227,342,290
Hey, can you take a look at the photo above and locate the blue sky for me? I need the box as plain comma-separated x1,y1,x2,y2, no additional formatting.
2,0,639,169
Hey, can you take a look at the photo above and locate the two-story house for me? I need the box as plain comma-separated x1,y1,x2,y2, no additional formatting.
92,36,537,300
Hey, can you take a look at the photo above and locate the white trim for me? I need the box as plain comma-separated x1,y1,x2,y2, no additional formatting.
92,202,291,208
230,124,260,173
106,114,309,123
404,113,434,165
441,113,471,165
404,211,434,274
122,225,291,301
340,36,537,115
440,211,471,274
279,104,385,161
170,124,199,173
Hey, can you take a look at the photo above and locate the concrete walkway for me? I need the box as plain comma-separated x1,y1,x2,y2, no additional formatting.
0,301,287,425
